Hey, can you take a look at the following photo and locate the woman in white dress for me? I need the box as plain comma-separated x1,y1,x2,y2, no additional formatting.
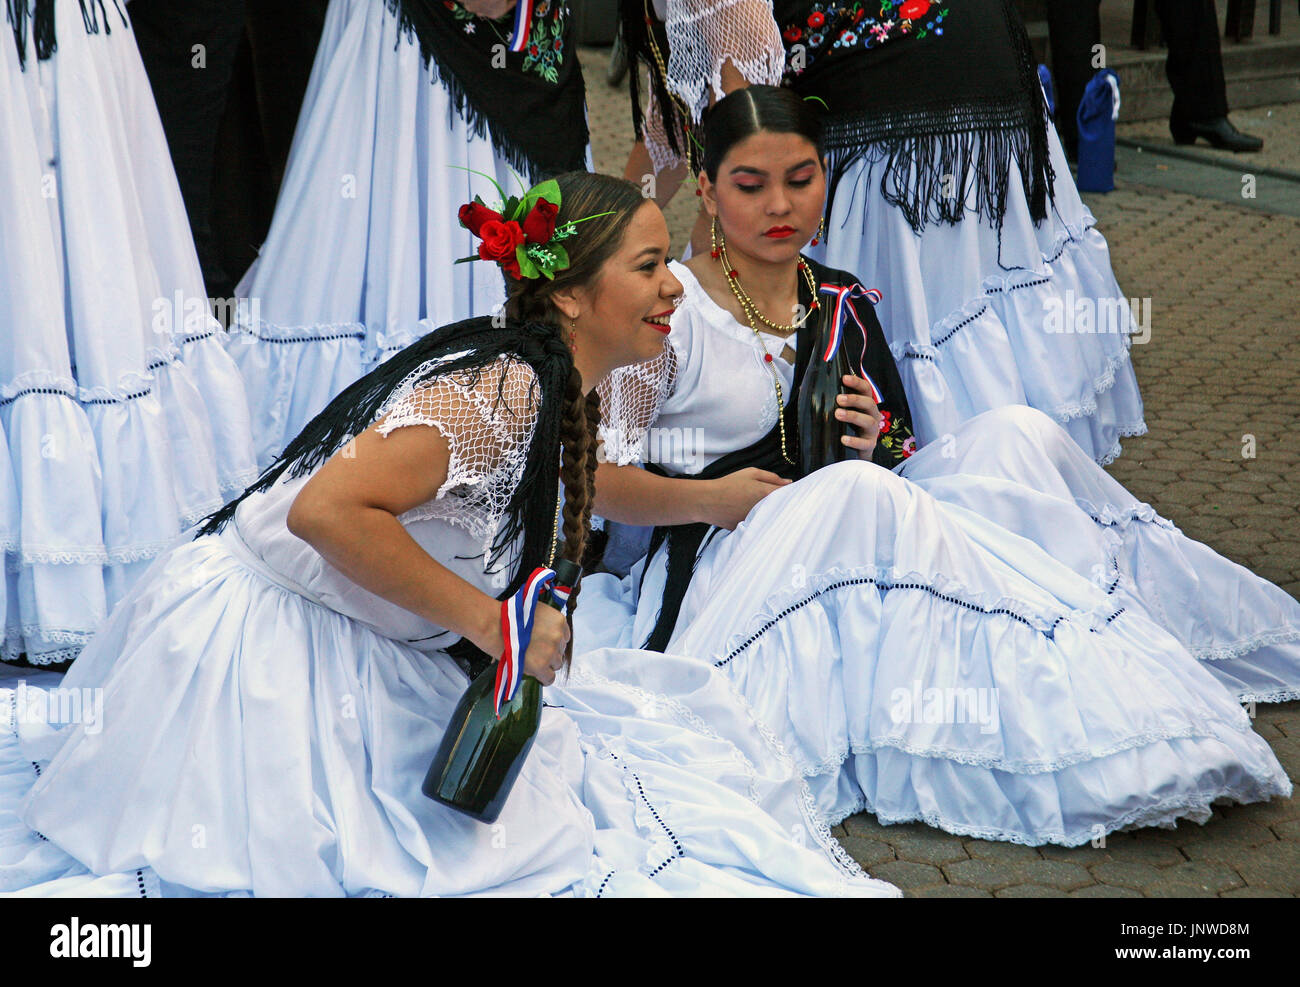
0,173,895,898
580,89,1299,846
0,1,257,666
230,0,594,469
619,0,1146,464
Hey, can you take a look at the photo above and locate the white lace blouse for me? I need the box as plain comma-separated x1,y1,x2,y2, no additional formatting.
228,354,540,652
599,260,799,476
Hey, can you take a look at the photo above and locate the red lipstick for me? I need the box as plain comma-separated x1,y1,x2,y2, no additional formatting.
764,226,796,238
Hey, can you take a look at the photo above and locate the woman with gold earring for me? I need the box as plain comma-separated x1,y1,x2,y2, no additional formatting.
616,0,1146,466
582,87,1299,850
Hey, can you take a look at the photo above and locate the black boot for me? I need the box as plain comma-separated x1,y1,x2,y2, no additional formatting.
1170,116,1263,152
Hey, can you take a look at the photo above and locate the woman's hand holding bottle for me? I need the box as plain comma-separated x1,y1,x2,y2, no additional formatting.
836,375,883,460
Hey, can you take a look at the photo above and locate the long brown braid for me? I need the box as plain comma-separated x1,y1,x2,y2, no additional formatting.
555,366,600,667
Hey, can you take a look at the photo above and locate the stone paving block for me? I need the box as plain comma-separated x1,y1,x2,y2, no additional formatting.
911,885,993,898
1172,815,1277,855
1071,884,1143,898
1220,887,1293,898
1233,842,1300,894
871,860,946,891
964,841,1042,864
1090,862,1165,890
1142,861,1245,896
1269,819,1300,840
837,836,896,869
994,884,1069,898
885,829,970,867
842,813,893,840
943,858,1023,891
1088,836,1187,868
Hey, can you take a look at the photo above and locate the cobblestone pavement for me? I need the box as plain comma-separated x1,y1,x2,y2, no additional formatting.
580,50,1300,897
1117,100,1300,177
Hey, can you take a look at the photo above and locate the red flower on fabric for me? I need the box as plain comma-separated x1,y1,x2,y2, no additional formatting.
902,436,917,457
853,8,866,23
529,43,540,56
458,200,502,236
899,0,930,19
784,26,802,42
807,11,825,28
878,410,892,434
521,198,559,244
477,219,526,277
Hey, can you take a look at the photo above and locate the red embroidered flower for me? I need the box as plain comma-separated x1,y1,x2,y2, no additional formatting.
807,11,825,28
477,219,526,278
853,8,866,23
902,436,917,457
521,198,559,244
878,410,892,435
899,0,930,20
783,25,802,42
458,200,502,236
529,43,540,56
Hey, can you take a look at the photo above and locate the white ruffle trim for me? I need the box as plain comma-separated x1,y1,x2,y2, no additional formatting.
825,774,1291,848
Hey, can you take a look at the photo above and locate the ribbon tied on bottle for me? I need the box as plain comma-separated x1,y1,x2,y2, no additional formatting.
495,565,572,716
818,282,885,404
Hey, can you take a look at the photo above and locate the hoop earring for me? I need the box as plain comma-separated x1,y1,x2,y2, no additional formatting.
811,215,825,247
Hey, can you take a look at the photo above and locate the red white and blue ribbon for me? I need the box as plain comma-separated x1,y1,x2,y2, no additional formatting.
818,282,885,404
507,0,536,53
494,565,568,716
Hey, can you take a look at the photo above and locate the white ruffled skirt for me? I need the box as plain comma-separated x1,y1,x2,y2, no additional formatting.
577,407,1298,845
808,125,1147,466
0,2,258,665
229,0,571,469
0,527,895,897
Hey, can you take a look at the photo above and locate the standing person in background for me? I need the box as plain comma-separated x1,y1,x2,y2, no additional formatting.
229,0,592,471
619,0,1148,466
1046,0,1262,158
0,0,257,667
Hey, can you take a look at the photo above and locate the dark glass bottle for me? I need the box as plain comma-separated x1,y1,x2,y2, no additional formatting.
422,558,582,823
798,289,868,476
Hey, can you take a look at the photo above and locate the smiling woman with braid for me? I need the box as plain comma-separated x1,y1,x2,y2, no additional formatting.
1,172,897,899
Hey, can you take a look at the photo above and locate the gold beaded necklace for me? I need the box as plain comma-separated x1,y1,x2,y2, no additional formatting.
711,220,817,466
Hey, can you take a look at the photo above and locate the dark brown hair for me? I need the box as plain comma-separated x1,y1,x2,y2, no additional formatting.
506,171,648,665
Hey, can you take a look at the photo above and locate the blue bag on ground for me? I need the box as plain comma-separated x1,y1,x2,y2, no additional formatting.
1077,69,1120,193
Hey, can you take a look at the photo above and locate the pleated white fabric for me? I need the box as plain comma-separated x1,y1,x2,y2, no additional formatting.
228,0,576,469
577,405,1299,845
807,124,1147,466
0,529,896,898
0,2,257,665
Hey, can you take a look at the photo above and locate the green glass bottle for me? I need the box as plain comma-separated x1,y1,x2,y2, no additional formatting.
422,558,581,823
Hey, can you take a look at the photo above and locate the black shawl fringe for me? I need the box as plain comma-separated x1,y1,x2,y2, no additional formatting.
6,0,127,69
823,101,1056,237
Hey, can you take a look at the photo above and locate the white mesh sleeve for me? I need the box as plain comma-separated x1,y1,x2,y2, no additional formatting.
596,340,678,466
664,0,785,123
373,354,541,549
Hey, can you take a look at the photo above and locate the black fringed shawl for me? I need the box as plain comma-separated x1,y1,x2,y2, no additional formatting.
620,0,1054,235
195,317,575,628
777,0,1054,233
382,0,589,180
6,0,127,69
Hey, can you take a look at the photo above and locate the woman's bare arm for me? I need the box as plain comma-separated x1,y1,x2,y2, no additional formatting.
286,418,504,658
595,460,790,530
